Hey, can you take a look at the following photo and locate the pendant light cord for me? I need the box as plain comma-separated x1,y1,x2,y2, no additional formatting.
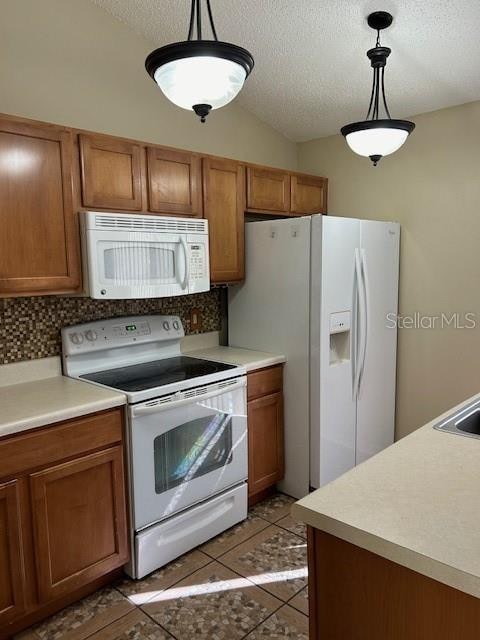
365,67,376,120
196,0,202,39
380,67,392,119
187,0,195,40
365,28,392,121
206,0,218,40
187,0,219,41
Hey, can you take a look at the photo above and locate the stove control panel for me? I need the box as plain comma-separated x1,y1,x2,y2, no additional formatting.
62,315,185,356
113,320,151,338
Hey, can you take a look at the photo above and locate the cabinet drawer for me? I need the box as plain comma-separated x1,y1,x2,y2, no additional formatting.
247,365,283,401
0,408,124,480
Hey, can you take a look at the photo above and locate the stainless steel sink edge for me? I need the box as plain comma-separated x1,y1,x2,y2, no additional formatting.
433,398,480,440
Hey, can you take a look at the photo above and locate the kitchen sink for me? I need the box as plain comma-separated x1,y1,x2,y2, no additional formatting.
434,399,480,440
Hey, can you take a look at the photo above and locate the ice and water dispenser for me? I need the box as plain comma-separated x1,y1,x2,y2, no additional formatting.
329,311,351,365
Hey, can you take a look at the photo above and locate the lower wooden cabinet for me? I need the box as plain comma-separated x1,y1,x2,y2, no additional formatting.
0,481,26,628
0,408,128,638
308,528,480,640
247,365,285,504
30,447,127,603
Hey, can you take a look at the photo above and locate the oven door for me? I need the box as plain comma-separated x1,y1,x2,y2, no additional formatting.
129,377,247,530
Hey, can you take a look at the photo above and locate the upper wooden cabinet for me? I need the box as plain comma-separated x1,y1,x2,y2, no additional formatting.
203,157,245,283
0,113,329,294
246,166,291,213
0,480,26,628
291,174,328,214
0,117,80,296
147,147,202,217
79,134,144,210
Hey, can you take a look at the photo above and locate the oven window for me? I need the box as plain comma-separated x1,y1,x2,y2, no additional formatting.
153,413,233,494
103,245,175,281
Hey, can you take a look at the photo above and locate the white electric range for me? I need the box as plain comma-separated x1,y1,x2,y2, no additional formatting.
62,315,247,579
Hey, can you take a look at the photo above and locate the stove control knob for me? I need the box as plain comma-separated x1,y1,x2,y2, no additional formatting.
163,321,170,331
69,332,84,345
173,320,180,330
85,330,97,342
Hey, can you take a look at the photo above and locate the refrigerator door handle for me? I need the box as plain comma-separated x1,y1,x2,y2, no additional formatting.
353,249,366,399
352,249,359,399
357,249,369,394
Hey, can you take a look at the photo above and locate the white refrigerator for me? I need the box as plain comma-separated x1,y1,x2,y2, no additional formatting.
228,215,400,499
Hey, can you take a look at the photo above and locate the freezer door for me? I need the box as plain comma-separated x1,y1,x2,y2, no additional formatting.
356,220,400,464
311,216,360,488
229,217,311,499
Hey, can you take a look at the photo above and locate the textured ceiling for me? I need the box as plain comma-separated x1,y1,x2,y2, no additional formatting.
91,0,480,141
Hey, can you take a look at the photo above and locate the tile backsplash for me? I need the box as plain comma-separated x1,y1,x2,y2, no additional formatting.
0,290,221,364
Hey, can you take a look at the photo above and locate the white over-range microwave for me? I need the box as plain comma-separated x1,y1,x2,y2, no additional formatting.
80,211,210,299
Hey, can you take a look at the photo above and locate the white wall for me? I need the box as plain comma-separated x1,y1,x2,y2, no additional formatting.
0,0,297,169
298,101,480,439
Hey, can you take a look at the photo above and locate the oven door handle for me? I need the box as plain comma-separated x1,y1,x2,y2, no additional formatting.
131,378,247,417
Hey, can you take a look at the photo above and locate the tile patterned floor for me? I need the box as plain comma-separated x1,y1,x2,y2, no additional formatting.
16,493,308,640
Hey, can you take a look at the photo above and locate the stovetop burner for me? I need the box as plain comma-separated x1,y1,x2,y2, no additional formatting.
80,356,237,393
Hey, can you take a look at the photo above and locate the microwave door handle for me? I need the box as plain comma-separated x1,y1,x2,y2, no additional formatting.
131,378,247,417
180,236,189,290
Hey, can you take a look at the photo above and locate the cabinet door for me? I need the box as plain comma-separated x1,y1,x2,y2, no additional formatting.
203,157,245,283
246,166,290,213
79,134,144,210
247,392,284,498
291,174,327,214
147,147,202,217
30,447,128,603
0,480,26,627
0,118,80,295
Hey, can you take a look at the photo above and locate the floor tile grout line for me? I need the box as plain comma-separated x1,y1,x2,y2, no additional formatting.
238,599,289,640
213,520,305,564
137,559,284,640
240,602,310,640
112,583,181,640
212,552,307,604
66,605,134,640
139,606,180,640
201,521,273,561
115,555,216,606
271,521,306,539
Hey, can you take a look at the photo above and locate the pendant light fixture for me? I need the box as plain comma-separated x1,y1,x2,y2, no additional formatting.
341,12,415,166
145,0,254,122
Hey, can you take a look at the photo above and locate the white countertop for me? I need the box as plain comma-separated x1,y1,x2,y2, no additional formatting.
186,346,286,372
292,392,480,599
0,376,126,438
0,340,282,438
